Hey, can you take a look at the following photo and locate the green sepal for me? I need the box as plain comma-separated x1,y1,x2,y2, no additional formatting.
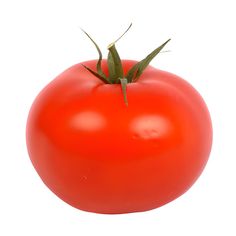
119,78,128,106
81,29,107,80
107,44,124,83
81,64,110,84
107,51,116,83
125,63,140,83
126,39,171,82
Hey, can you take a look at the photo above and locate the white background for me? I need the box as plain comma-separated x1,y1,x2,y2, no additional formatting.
0,0,235,235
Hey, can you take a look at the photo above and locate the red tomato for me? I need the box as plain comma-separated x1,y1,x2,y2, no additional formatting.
26,59,212,214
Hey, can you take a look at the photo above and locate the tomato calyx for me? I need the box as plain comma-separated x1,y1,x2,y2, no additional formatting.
81,24,171,105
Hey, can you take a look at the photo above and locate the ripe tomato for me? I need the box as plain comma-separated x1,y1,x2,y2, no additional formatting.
26,59,212,214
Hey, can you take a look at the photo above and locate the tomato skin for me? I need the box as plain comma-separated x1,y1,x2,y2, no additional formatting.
26,60,212,214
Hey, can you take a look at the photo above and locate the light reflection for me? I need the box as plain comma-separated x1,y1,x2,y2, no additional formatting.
70,111,106,132
130,115,171,140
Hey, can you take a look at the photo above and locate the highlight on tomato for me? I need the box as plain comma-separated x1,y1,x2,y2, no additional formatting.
26,24,212,214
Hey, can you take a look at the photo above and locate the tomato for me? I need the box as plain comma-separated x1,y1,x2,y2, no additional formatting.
26,59,212,214
26,26,212,213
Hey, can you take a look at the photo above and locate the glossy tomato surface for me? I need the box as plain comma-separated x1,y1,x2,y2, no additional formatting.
26,60,212,214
